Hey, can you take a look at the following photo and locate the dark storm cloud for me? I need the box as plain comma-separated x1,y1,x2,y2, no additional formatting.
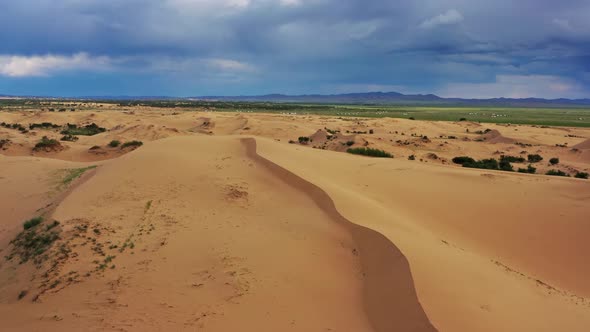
0,0,588,97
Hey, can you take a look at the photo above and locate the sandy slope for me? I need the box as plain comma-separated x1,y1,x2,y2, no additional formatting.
1,136,376,331
1,109,590,331
255,136,590,331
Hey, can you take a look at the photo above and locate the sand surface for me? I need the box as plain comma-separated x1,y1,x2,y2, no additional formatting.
1,108,589,331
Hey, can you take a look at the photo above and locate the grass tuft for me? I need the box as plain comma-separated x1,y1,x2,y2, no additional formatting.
61,166,97,187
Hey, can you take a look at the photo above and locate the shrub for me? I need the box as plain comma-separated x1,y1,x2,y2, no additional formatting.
298,136,310,144
61,123,106,136
452,156,476,165
575,172,589,179
60,134,79,142
463,158,499,170
29,122,61,130
369,129,374,134
0,139,10,149
499,160,514,172
549,157,559,165
23,217,43,230
108,140,121,148
18,290,28,300
409,117,415,120
517,165,537,174
10,218,60,263
546,169,569,177
62,166,97,186
89,145,101,150
34,136,60,151
500,155,525,163
528,154,543,163
408,155,416,161
347,147,393,158
459,118,467,121
345,140,355,146
121,140,143,149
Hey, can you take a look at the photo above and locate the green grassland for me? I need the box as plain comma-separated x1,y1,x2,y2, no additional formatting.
1,99,589,127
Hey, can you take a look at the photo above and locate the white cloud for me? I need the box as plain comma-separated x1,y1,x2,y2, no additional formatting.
420,9,464,29
206,58,257,72
0,53,111,77
436,75,589,99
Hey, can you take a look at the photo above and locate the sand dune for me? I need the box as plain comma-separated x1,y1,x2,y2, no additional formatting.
1,109,590,331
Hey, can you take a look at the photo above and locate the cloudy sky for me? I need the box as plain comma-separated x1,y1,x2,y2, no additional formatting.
0,0,589,98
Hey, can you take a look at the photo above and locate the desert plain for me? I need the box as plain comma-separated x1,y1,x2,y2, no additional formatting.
1,106,590,331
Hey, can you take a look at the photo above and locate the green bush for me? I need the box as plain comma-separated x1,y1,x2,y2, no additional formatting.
517,165,537,174
61,123,106,136
463,158,499,170
60,134,79,142
528,154,543,163
29,122,61,130
298,136,310,144
108,140,121,147
549,157,559,165
408,155,416,161
10,217,60,263
23,217,43,230
452,156,476,165
500,155,525,163
34,136,60,150
0,139,10,148
575,172,589,179
546,169,569,177
499,160,514,172
121,140,143,149
345,140,355,146
347,147,393,158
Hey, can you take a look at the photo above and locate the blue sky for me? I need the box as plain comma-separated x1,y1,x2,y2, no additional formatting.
0,0,589,98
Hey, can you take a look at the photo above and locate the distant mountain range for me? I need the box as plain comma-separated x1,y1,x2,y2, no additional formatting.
2,92,590,108
196,92,590,108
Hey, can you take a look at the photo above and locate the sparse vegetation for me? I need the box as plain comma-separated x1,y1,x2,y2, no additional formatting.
60,134,79,142
575,172,589,179
528,154,543,163
33,136,61,151
0,122,27,133
499,159,514,172
0,138,10,149
517,165,537,174
347,147,393,158
462,158,500,170
408,155,416,160
452,156,476,165
29,122,61,130
61,166,97,186
108,140,121,147
18,290,28,300
8,217,60,264
500,155,525,163
23,217,43,230
61,123,106,136
546,169,569,177
298,136,310,144
121,140,143,149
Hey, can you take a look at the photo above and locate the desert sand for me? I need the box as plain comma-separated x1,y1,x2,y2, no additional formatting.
1,108,589,331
